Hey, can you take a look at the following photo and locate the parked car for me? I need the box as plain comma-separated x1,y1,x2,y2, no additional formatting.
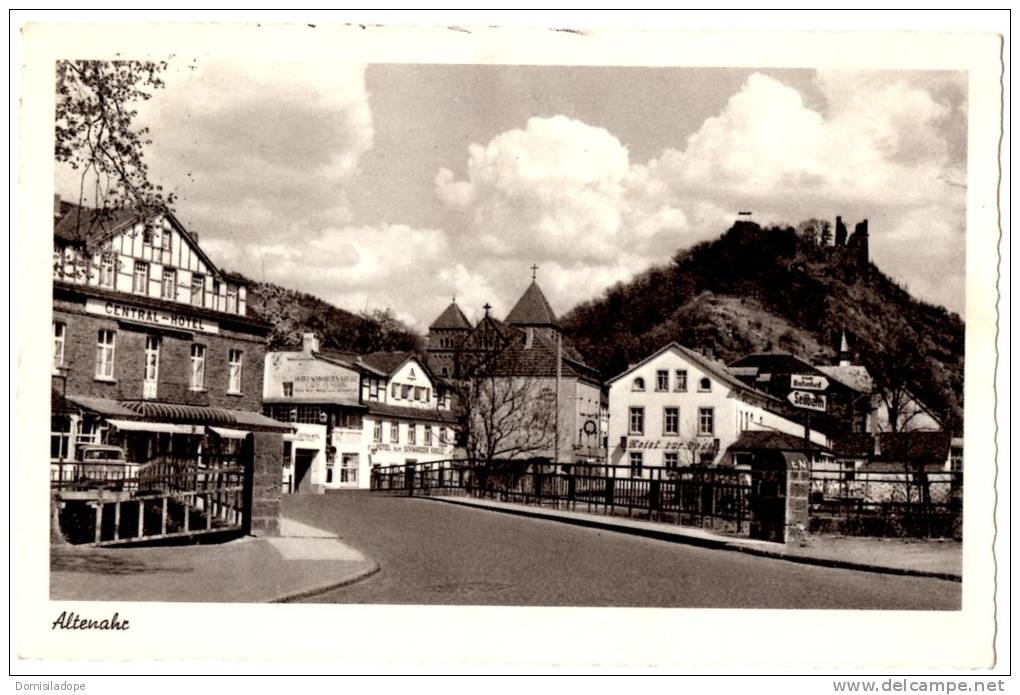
70,445,136,490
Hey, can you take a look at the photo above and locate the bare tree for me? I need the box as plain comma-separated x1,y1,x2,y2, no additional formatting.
445,323,557,470
56,59,175,244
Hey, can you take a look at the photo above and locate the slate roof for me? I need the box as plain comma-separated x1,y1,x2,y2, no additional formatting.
486,331,600,382
357,351,414,376
53,200,138,245
817,365,874,393
365,402,459,424
729,430,829,452
505,281,559,327
429,302,472,330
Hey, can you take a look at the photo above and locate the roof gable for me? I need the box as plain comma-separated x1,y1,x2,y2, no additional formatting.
505,281,559,327
430,302,472,330
609,342,777,402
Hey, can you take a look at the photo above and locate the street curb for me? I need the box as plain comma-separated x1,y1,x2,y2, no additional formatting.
428,497,962,583
270,561,381,603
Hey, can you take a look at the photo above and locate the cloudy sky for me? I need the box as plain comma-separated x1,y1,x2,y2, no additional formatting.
55,62,968,328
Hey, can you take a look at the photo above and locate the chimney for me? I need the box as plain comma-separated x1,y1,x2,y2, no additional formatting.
302,332,319,354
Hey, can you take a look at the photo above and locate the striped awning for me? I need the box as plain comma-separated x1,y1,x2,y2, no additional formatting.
118,401,237,426
116,401,293,433
65,395,144,419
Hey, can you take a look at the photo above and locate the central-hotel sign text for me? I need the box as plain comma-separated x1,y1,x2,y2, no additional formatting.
86,298,219,334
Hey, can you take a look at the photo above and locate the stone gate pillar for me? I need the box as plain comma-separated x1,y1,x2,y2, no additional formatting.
248,431,283,537
785,454,811,545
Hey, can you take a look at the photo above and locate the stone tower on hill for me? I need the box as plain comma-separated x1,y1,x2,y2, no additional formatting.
847,218,870,269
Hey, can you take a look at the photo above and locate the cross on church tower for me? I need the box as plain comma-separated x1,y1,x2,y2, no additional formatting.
530,264,539,281
483,302,491,316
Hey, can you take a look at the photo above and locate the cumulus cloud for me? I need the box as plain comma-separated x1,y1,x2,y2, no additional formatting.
55,65,966,329
433,71,967,322
132,61,374,243
434,115,690,312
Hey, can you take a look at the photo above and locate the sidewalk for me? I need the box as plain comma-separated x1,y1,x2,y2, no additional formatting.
49,518,378,603
431,496,962,581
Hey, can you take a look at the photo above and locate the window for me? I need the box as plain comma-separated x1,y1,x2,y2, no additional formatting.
663,407,679,435
390,423,399,444
282,381,294,398
675,369,688,392
391,383,399,399
191,274,205,307
699,407,715,436
424,426,433,446
656,370,669,391
143,336,160,397
408,424,417,445
212,280,222,310
698,377,712,392
629,407,644,435
401,385,412,400
440,427,449,444
414,386,424,401
133,261,149,295
341,453,359,484
664,452,679,469
52,322,65,372
369,379,380,400
425,388,431,402
325,459,334,484
161,268,177,300
99,251,116,288
190,344,206,390
226,284,238,313
51,417,71,462
629,451,644,476
632,377,645,392
228,349,243,393
160,229,172,265
95,330,115,379
373,421,383,443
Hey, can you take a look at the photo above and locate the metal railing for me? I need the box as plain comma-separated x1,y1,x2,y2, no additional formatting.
371,460,761,536
808,467,962,538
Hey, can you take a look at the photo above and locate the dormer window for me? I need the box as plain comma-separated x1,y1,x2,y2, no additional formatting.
699,377,712,392
632,377,645,392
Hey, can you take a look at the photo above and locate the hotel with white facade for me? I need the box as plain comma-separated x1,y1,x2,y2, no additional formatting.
607,342,830,477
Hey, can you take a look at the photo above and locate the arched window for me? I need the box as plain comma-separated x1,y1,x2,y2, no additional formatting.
699,377,711,392
632,377,645,392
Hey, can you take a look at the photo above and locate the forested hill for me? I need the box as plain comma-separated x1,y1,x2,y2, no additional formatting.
242,278,424,354
560,221,965,433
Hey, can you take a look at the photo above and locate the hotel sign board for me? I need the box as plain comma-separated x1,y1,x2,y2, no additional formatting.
86,298,219,334
790,374,829,391
788,390,827,412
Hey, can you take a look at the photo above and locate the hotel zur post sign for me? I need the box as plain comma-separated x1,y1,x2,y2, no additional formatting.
85,298,219,334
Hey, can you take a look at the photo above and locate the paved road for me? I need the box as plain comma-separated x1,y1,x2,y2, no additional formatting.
285,492,961,609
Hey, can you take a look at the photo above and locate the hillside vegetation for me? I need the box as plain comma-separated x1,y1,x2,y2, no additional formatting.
244,279,423,354
561,221,965,433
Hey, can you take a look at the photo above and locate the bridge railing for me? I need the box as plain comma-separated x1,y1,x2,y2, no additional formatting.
371,459,757,535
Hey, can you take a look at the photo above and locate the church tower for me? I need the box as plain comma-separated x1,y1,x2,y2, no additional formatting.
427,299,472,377
505,266,560,345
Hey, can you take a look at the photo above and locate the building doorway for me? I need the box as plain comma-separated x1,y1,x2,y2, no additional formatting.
293,449,316,494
